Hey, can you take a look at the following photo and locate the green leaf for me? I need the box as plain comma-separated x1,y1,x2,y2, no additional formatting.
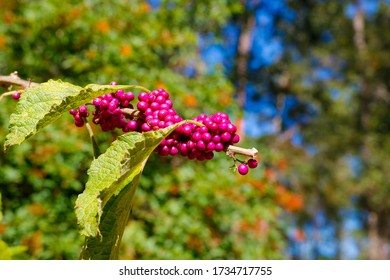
0,192,2,222
0,240,27,260
4,80,149,151
76,122,184,259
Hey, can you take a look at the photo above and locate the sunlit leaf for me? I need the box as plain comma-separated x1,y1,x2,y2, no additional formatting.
4,80,149,151
76,122,184,259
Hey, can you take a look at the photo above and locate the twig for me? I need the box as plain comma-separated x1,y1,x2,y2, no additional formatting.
0,71,40,89
121,108,143,119
226,145,258,160
83,117,101,159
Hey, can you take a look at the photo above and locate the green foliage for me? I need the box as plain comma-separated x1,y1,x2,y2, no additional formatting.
0,0,286,260
0,98,89,259
0,240,26,260
0,192,2,222
77,122,184,259
121,157,285,259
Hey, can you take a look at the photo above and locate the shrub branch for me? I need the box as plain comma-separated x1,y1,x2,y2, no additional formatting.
0,71,40,89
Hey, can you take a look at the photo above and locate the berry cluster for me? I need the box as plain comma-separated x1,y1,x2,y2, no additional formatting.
136,89,182,132
69,84,258,175
69,105,90,127
155,112,240,162
91,90,136,132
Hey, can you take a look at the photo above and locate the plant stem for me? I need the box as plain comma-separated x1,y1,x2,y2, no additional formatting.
127,85,151,93
0,91,17,102
121,108,143,119
0,71,40,89
83,118,101,158
226,145,258,160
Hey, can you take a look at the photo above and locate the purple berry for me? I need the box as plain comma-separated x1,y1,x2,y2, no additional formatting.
137,101,148,112
141,123,151,132
226,123,237,134
93,97,102,106
231,134,240,144
156,96,166,104
206,142,215,151
201,132,212,143
221,132,231,142
150,102,160,111
124,92,134,101
196,140,206,150
238,163,249,175
12,92,21,100
247,159,258,169
215,143,224,152
204,152,214,160
169,146,179,156
138,92,149,102
191,132,202,142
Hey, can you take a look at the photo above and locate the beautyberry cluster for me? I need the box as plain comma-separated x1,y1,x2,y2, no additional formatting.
155,112,240,162
91,90,136,132
69,84,259,175
136,89,182,132
69,105,89,127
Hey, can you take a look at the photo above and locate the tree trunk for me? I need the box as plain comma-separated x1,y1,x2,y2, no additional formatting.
368,212,388,259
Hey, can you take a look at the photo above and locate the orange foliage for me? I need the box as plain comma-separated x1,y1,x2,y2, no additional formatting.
276,159,288,170
293,228,306,242
186,235,204,252
264,168,277,182
30,145,59,164
218,93,232,106
160,30,173,44
22,231,42,256
0,35,6,49
120,44,133,58
183,95,198,107
0,223,6,235
204,206,214,217
139,3,151,14
31,168,46,179
235,117,244,138
251,180,266,192
276,185,303,212
95,20,110,34
28,203,47,216
86,50,97,59
68,7,83,19
237,218,270,237
169,185,179,196
155,81,166,90
3,11,15,24
285,194,303,212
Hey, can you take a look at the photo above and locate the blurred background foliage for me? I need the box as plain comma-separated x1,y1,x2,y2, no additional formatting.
0,0,389,259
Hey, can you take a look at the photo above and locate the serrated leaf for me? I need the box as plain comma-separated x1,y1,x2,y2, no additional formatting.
4,80,149,150
76,122,185,259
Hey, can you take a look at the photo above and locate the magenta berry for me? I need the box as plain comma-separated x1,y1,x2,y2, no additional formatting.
237,163,249,175
12,92,21,100
220,132,231,142
247,159,258,169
